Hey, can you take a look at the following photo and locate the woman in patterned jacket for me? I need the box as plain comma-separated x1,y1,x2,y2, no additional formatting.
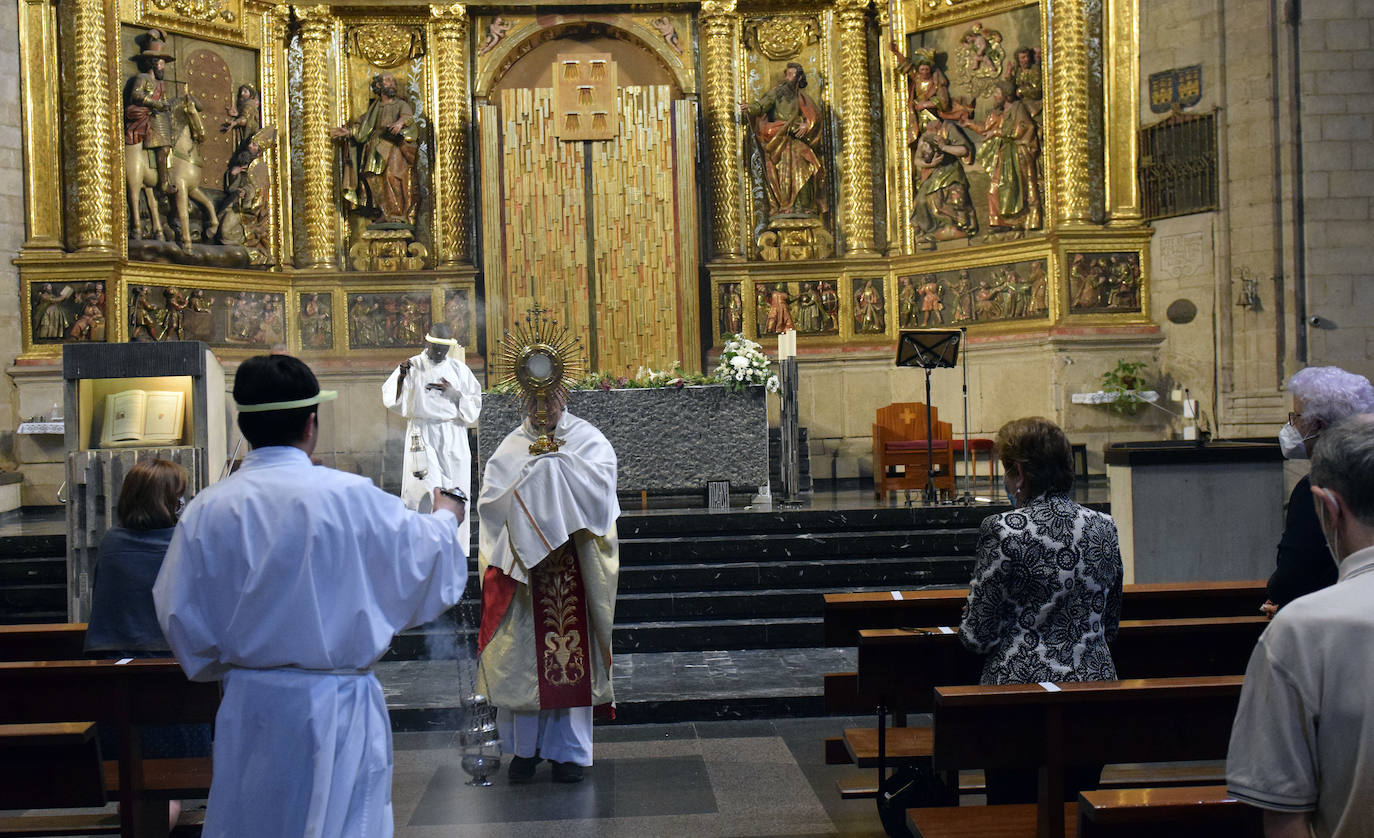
958,416,1123,802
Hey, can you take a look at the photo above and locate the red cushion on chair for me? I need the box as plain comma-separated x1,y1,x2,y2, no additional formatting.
950,438,995,452
886,440,952,452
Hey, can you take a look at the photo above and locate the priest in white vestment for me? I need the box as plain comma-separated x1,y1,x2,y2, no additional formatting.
153,354,468,838
476,398,620,783
381,322,482,549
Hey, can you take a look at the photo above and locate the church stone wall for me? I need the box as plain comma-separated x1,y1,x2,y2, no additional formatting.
0,0,22,472
1142,0,1374,438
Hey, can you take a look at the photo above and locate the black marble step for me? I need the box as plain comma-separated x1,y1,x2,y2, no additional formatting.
0,533,65,559
618,528,978,563
614,583,950,622
0,556,66,586
614,503,1016,538
616,616,822,652
618,555,973,594
0,583,67,621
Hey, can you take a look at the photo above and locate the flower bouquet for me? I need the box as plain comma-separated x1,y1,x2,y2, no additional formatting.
714,333,780,394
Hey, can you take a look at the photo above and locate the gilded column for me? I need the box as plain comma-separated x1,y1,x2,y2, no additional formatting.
19,0,62,249
700,0,744,261
1105,0,1141,223
835,0,875,256
70,0,114,251
297,5,337,269
431,4,471,265
1048,0,1094,224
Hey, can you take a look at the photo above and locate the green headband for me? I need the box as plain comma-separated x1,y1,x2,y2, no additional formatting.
235,390,338,413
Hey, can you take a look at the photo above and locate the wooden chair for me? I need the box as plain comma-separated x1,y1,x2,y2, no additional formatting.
872,402,956,500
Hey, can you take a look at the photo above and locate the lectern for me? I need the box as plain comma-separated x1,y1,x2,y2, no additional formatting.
895,330,961,503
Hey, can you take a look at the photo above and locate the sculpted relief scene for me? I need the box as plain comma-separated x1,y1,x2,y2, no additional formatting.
22,0,1148,360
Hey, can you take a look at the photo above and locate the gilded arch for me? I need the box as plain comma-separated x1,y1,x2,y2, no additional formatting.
474,15,696,98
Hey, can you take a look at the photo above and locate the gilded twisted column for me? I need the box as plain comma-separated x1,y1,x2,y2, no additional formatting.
700,0,744,260
1049,0,1094,224
431,4,471,265
297,5,337,268
835,0,875,255
71,0,114,251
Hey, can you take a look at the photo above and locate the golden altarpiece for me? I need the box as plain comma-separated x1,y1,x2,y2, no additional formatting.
14,0,1154,416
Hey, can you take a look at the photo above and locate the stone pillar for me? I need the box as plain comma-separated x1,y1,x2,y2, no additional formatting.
297,5,337,269
431,3,471,266
1105,0,1141,223
835,0,875,255
700,0,744,260
70,0,114,252
1049,0,1094,224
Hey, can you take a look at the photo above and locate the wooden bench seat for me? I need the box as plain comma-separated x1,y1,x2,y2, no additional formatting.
915,676,1244,838
824,581,1268,647
843,725,933,768
0,722,105,810
909,803,1079,838
842,616,1263,765
0,625,88,663
1076,785,1261,837
0,659,219,838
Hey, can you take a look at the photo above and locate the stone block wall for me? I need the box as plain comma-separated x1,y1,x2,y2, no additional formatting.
0,0,22,473
1141,0,1374,438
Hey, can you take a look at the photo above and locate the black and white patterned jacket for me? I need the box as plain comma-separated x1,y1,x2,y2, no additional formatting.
958,492,1124,685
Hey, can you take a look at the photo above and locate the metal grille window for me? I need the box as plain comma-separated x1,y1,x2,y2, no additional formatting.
1139,111,1218,221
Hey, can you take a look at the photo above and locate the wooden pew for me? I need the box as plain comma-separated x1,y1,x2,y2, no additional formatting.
1076,785,1261,837
0,659,219,838
824,580,1267,647
0,623,89,662
906,675,1244,838
845,615,1264,766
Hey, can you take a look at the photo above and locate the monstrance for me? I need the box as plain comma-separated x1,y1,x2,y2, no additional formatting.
494,306,586,455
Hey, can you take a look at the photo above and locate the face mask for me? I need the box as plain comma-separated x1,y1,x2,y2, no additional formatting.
1278,423,1313,460
1003,476,1019,508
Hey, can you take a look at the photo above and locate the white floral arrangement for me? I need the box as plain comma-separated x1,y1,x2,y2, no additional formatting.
715,333,780,394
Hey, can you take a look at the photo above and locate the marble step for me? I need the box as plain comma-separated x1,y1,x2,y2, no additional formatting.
617,555,973,593
619,529,978,563
0,556,66,586
615,504,1009,538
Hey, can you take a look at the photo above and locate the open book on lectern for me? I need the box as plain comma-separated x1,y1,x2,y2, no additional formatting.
100,389,186,447
895,329,962,369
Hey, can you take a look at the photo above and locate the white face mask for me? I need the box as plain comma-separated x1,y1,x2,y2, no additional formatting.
1316,491,1342,567
1278,423,1313,460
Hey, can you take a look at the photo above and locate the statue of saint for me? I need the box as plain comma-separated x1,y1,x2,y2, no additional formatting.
765,284,795,334
918,276,945,326
740,63,826,219
124,29,178,195
855,279,884,333
221,84,262,153
333,73,419,226
911,119,978,247
1004,48,1042,121
960,81,1042,233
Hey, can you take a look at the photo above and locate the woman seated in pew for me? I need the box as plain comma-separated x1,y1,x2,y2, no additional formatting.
84,458,210,831
958,416,1123,804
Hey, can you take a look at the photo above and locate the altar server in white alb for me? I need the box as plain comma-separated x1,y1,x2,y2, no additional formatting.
153,354,468,838
382,321,483,547
477,396,620,784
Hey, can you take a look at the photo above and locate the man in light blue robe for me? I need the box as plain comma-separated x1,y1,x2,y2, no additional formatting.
153,354,468,838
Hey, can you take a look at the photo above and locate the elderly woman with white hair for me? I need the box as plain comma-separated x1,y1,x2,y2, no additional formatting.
1263,365,1374,615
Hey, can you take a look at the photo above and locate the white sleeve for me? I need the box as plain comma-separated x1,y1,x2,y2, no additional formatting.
450,364,483,426
152,520,228,682
1225,632,1319,813
381,364,410,416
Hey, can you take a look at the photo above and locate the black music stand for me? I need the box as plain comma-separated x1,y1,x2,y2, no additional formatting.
895,330,961,504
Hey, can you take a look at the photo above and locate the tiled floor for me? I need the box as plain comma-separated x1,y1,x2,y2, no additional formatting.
391,717,887,837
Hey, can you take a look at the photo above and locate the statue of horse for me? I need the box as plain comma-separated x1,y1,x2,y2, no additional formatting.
125,97,219,252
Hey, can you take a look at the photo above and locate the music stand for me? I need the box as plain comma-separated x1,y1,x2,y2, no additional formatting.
895,330,962,504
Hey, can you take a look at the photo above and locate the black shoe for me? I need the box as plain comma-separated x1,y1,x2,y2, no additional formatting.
508,755,541,783
551,761,584,783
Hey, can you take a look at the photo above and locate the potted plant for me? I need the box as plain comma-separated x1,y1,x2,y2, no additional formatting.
1101,360,1149,415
